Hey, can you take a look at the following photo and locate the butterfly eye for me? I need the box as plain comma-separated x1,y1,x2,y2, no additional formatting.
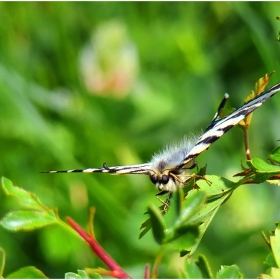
162,175,169,184
150,174,157,184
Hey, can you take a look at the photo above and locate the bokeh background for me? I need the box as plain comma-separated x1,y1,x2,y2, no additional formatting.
0,2,280,278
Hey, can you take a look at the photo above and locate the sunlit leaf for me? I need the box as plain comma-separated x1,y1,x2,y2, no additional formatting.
65,270,90,279
1,210,58,231
1,177,47,211
246,158,280,174
6,266,48,279
196,175,237,197
255,72,274,95
240,72,274,127
261,267,280,278
216,265,243,279
270,223,280,268
182,259,203,278
267,179,280,186
270,268,280,278
259,273,272,279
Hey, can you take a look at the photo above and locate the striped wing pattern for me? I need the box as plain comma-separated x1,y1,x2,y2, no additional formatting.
43,82,280,183
45,163,152,175
182,82,280,166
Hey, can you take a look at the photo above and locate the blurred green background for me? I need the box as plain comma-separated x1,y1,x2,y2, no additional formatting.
0,2,280,278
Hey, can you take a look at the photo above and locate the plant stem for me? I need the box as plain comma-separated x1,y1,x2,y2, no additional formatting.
67,217,131,279
144,264,150,279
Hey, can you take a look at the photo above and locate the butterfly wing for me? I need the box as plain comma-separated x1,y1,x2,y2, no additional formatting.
180,82,280,166
42,163,152,175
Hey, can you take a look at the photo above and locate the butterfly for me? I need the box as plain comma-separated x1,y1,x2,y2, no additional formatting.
43,81,280,206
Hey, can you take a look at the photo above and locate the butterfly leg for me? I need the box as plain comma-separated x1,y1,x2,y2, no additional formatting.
188,174,212,189
156,191,172,211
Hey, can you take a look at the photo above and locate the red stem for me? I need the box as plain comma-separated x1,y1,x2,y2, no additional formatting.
66,217,131,279
144,264,150,279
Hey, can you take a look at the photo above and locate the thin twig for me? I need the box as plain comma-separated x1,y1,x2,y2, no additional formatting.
243,125,251,160
150,249,163,279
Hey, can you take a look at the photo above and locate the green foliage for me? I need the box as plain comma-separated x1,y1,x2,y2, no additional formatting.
236,146,280,186
182,255,213,278
260,223,280,278
0,143,280,278
0,177,76,234
65,270,91,279
6,267,48,279
0,2,280,278
1,178,59,231
216,265,243,279
269,146,280,164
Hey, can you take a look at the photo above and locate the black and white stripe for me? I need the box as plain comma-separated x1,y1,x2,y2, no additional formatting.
181,82,280,166
45,163,151,175
43,82,280,194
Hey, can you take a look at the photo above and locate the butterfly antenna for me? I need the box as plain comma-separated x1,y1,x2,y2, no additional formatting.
212,93,229,122
205,93,229,131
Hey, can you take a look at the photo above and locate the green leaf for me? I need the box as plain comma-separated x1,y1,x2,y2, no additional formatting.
270,268,280,278
270,223,280,268
0,247,5,278
163,192,204,251
254,71,274,96
165,224,199,252
264,253,278,268
139,216,152,239
1,177,48,211
142,176,239,257
259,273,272,279
65,270,91,279
85,272,102,279
6,266,48,279
175,190,206,227
173,186,184,218
182,259,203,278
216,265,243,279
269,146,280,164
197,175,237,197
195,255,213,279
184,207,220,258
1,210,58,231
262,267,280,278
139,204,166,239
181,176,237,258
246,158,280,174
147,204,166,245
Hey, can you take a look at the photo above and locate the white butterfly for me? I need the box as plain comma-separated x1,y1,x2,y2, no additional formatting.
43,82,280,205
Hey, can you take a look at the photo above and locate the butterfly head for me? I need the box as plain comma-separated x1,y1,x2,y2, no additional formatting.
149,157,197,192
149,171,177,192
149,166,186,192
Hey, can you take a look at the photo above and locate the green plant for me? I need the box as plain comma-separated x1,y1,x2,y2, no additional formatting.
0,75,280,278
